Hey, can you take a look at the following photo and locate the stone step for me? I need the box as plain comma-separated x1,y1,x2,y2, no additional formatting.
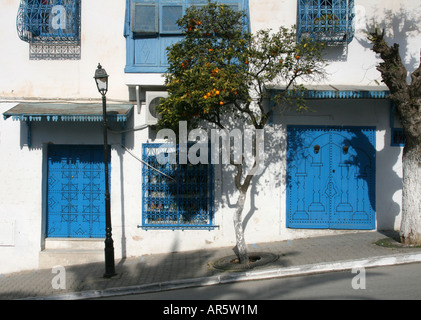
39,249,104,269
44,238,105,250
39,239,105,269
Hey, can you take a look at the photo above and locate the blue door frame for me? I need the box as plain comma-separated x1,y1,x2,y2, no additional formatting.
46,145,110,238
286,126,376,230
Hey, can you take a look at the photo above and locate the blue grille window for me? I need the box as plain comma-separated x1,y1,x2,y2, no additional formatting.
391,128,405,147
297,0,355,45
125,0,249,73
390,103,406,147
17,0,81,59
141,143,215,230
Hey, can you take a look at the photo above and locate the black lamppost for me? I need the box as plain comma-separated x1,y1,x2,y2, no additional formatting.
94,63,116,278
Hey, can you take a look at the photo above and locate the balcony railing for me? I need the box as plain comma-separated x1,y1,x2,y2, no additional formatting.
17,0,80,44
297,0,355,45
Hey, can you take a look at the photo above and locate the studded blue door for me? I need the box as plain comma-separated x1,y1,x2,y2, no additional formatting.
287,126,376,230
46,145,110,238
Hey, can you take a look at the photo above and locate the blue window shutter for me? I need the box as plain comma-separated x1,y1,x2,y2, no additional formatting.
219,0,241,11
161,36,184,66
132,2,159,34
125,0,249,73
161,5,183,34
188,0,242,10
134,37,160,66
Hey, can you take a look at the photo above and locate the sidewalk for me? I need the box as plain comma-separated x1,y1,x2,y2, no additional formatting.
1,231,421,300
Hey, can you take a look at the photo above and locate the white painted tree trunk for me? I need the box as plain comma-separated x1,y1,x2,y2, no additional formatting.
400,145,421,245
233,190,249,265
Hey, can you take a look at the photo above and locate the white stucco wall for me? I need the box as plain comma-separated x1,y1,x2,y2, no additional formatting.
0,0,127,101
0,103,43,273
249,0,421,86
0,0,418,273
1,1,419,99
113,98,404,259
0,97,403,274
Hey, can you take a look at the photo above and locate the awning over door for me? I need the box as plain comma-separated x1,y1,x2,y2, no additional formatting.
2,102,134,148
3,102,134,122
267,85,390,99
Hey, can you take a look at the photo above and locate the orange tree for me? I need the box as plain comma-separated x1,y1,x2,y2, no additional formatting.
157,1,327,264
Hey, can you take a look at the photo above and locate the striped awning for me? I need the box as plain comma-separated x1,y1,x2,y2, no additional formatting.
3,103,134,122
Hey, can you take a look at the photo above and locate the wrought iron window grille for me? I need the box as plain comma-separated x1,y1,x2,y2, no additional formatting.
140,143,216,230
297,0,355,45
390,102,406,147
17,0,81,60
29,41,81,60
391,128,405,147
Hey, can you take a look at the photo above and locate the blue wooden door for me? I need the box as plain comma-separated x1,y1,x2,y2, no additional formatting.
46,145,109,238
286,126,376,230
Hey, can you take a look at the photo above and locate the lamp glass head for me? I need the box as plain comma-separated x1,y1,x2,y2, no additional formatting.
94,63,109,95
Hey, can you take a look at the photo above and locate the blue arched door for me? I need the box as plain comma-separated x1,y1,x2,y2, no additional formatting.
286,126,376,230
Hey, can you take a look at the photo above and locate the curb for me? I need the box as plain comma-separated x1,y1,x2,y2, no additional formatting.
24,252,421,300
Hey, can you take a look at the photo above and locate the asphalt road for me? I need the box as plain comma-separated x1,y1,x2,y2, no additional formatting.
97,262,421,300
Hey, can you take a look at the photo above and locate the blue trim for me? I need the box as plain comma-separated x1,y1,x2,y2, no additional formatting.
390,101,406,146
26,120,32,148
273,89,390,100
5,114,130,123
391,128,405,147
3,104,134,123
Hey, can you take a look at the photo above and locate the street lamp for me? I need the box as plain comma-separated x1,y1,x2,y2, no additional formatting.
94,63,116,278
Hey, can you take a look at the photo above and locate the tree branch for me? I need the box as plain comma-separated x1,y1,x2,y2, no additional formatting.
410,64,421,99
368,29,409,101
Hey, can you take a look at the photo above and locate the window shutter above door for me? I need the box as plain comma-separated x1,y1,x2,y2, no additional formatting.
161,5,183,34
132,2,159,34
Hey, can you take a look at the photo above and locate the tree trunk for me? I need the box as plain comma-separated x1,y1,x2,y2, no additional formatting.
400,142,421,245
368,29,421,245
233,190,249,265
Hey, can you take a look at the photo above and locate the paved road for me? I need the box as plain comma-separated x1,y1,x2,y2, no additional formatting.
97,262,421,300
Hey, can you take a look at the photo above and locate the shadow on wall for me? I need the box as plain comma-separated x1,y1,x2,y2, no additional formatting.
220,122,288,233
354,5,421,76
342,129,402,229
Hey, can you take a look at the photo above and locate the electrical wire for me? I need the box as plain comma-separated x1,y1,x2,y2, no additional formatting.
119,143,176,181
